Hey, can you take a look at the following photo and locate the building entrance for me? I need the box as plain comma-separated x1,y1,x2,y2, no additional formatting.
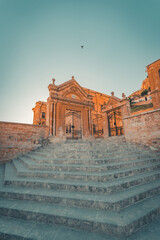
108,109,124,136
93,113,103,138
65,110,82,139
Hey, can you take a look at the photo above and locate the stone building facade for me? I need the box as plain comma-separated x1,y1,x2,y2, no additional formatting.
32,102,47,126
146,59,160,109
1,59,159,163
32,59,160,141
32,76,115,139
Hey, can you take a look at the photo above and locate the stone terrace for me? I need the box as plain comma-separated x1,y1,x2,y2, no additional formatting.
0,136,160,240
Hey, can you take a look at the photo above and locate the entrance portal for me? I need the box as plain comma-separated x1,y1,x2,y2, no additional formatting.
65,110,82,139
108,109,124,136
93,114,103,138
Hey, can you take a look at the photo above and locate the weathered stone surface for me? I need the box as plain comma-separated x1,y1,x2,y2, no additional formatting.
0,139,160,239
123,109,160,149
0,121,49,163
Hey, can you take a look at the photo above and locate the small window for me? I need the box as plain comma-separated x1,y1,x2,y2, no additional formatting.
159,69,160,78
42,112,45,119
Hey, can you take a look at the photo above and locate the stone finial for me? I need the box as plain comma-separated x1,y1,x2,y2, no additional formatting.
52,78,55,85
111,92,114,96
122,93,126,99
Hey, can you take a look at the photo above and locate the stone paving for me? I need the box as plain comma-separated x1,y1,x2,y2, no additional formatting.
0,136,160,240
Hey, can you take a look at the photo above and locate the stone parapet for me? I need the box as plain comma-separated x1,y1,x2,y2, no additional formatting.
0,121,49,163
123,109,160,150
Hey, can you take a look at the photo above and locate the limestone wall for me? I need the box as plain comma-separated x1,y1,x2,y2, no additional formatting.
123,109,160,149
0,121,49,163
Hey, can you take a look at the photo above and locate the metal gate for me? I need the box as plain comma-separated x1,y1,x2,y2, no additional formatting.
93,113,103,138
108,109,124,136
65,110,82,139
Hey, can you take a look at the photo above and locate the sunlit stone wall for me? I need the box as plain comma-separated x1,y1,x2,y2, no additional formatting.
0,121,49,163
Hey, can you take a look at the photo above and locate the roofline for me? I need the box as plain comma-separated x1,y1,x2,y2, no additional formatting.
55,79,111,98
83,87,111,98
56,79,73,88
146,59,160,67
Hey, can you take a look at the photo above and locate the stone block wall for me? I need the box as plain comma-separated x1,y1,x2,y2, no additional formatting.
123,109,160,149
0,122,49,163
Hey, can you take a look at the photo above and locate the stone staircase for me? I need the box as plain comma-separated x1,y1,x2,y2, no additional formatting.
0,136,160,240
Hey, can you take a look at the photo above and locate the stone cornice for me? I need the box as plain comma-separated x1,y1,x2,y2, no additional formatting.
50,95,94,107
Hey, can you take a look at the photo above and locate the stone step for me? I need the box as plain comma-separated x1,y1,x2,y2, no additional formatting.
4,162,160,194
0,194,160,237
63,136,126,144
64,137,126,145
14,159,160,182
20,155,160,172
0,214,160,240
26,152,160,164
29,140,146,149
29,148,155,158
0,215,118,240
39,144,149,152
44,144,149,152
0,179,160,212
0,134,160,240
37,139,149,150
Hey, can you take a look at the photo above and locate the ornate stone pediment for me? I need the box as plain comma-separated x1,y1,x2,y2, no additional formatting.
59,78,89,101
48,76,94,106
103,95,121,110
65,92,81,100
70,86,78,92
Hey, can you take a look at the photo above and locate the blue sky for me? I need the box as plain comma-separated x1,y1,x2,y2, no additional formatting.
0,0,159,123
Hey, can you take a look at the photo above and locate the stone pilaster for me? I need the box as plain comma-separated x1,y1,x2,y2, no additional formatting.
83,108,90,138
102,112,109,138
121,99,131,118
53,102,56,136
49,102,53,135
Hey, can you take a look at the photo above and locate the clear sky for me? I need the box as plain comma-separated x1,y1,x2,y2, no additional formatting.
0,0,159,124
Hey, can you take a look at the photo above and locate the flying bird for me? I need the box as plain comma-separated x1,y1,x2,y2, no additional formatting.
81,45,84,49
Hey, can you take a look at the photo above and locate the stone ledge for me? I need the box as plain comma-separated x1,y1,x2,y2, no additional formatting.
123,108,160,120
0,121,49,128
